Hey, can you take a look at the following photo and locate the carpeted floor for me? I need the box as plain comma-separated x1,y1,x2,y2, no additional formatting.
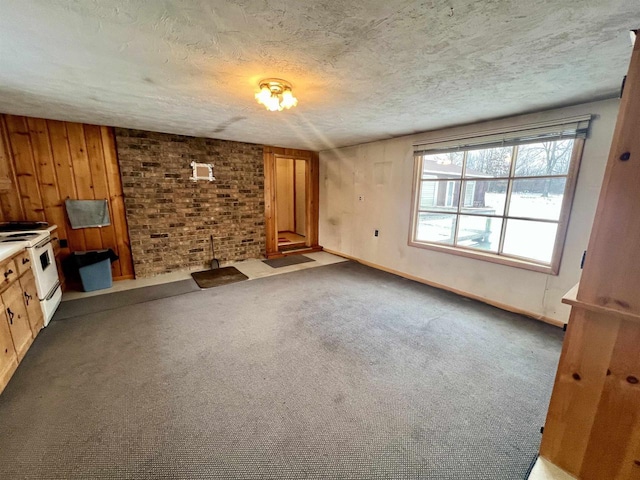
0,261,563,479
54,278,201,320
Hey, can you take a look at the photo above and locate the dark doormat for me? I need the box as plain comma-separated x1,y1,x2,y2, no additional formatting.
263,255,315,268
191,267,248,289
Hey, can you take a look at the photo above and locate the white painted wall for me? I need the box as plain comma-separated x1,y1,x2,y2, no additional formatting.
319,99,619,323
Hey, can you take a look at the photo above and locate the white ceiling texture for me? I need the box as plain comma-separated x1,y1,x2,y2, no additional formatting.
0,1,638,151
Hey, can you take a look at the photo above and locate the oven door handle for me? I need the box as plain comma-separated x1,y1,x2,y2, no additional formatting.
45,282,61,300
34,238,52,249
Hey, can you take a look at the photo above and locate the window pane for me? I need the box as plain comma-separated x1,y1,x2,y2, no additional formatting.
416,213,456,245
465,146,512,178
456,215,502,252
502,219,558,264
461,180,508,216
419,180,460,212
421,152,464,179
508,178,567,220
514,139,574,177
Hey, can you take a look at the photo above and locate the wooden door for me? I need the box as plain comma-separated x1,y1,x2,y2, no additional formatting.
0,307,18,393
276,158,295,232
264,146,320,258
20,270,43,336
1,282,33,361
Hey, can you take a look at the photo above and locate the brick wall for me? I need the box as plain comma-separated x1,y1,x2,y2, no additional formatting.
115,128,265,278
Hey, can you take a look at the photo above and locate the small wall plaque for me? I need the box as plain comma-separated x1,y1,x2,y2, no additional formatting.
190,162,215,182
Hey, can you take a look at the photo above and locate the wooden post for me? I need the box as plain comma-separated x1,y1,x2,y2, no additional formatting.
539,33,640,479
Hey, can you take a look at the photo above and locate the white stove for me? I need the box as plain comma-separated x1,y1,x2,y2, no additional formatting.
0,229,61,326
0,231,48,246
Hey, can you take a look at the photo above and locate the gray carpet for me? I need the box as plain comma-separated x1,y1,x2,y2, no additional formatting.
0,261,563,479
54,278,201,320
263,254,315,268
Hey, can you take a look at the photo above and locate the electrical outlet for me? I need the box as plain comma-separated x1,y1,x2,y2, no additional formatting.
358,195,365,202
374,229,379,237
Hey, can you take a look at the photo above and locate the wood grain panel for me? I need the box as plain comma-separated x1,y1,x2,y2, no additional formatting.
0,118,23,220
539,308,620,474
47,120,86,253
3,115,45,221
101,126,134,279
83,125,122,277
66,122,102,251
0,114,133,281
579,320,640,479
25,118,66,247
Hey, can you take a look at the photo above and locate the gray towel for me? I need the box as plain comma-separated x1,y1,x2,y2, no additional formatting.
65,199,111,229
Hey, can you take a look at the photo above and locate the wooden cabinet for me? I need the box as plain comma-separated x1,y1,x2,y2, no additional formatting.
0,247,43,394
2,281,33,362
0,308,18,393
20,270,43,335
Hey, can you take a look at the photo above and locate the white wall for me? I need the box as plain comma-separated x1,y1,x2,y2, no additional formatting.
319,99,619,324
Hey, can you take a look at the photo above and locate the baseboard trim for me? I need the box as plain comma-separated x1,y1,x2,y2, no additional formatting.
114,274,135,281
324,248,565,328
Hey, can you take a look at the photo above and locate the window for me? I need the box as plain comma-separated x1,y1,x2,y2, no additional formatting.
409,116,590,274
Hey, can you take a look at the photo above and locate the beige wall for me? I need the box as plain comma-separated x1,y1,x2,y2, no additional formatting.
319,99,619,323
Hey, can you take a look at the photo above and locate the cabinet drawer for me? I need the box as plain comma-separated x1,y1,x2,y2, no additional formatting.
14,251,31,276
0,257,17,291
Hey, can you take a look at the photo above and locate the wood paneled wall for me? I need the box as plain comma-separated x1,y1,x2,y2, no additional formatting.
0,114,134,280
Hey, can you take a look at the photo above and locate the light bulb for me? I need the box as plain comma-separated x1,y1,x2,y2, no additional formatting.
266,95,280,111
281,89,298,109
255,86,272,106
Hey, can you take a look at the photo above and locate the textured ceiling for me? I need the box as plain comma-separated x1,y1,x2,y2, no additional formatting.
0,1,638,151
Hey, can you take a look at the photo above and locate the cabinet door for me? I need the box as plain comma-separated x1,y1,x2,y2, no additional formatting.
0,307,18,394
20,270,43,336
14,250,32,277
0,256,17,290
1,282,33,361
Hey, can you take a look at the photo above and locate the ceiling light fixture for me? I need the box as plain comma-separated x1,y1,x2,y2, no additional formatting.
255,78,298,111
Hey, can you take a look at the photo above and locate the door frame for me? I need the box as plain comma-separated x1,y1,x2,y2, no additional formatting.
264,146,321,258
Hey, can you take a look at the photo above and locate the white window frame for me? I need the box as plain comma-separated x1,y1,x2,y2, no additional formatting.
408,116,590,275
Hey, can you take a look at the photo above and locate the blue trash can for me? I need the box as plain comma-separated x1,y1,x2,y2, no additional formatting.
78,258,113,291
67,249,119,292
